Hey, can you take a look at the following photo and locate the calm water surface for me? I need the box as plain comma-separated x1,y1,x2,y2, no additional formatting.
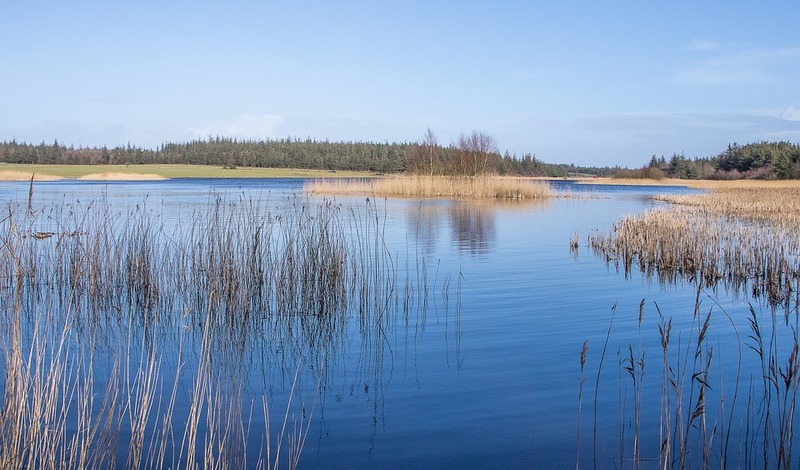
0,178,787,468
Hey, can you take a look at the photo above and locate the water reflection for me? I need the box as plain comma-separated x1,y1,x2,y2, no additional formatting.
408,199,550,256
449,204,496,255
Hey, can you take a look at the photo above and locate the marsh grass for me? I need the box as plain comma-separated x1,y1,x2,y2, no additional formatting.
305,174,555,200
578,186,800,468
586,188,800,306
0,187,446,468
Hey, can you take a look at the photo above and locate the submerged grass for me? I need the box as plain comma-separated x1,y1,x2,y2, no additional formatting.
305,174,555,200
0,185,449,468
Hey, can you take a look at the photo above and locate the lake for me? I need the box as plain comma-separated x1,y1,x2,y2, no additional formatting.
0,178,793,469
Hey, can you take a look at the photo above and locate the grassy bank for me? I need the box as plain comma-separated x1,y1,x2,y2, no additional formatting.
0,163,375,180
305,174,554,199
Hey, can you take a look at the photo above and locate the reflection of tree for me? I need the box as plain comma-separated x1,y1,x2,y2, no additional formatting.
449,204,497,255
407,202,443,254
408,201,498,256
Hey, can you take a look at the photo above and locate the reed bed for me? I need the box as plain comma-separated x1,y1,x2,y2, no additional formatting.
0,188,449,468
655,187,800,228
585,188,800,306
581,294,800,469
576,186,800,467
305,174,555,200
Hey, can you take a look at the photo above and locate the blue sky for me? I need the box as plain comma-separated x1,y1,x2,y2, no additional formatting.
2,1,799,167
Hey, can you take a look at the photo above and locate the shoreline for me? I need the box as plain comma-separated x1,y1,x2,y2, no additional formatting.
567,176,800,189
0,164,376,181
3,165,800,190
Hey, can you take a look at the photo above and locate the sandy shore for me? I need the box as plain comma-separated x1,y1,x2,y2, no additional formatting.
0,170,63,181
77,172,167,181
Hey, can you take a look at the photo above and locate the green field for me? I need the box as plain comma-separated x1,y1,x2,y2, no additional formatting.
0,163,377,180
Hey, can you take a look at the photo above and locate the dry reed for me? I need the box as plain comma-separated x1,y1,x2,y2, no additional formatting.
578,185,800,468
0,186,450,468
587,187,800,306
305,174,554,200
584,296,799,468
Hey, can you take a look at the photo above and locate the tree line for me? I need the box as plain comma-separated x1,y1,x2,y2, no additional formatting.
0,132,599,178
0,138,410,173
621,141,800,180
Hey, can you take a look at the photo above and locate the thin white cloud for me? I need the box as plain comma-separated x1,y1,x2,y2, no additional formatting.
780,106,800,122
570,110,798,133
190,113,285,140
674,46,800,86
675,68,767,86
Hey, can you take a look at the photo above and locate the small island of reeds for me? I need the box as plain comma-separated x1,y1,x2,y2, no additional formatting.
305,174,554,200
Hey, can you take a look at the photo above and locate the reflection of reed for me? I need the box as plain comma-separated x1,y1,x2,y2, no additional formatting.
0,189,458,467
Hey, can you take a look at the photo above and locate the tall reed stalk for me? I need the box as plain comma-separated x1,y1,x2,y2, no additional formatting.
0,188,447,468
585,294,799,468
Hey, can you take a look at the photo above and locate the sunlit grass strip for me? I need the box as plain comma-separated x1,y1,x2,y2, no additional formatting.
0,164,375,180
588,206,799,305
305,174,554,199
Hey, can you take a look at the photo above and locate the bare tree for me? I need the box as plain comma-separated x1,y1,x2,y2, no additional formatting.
410,128,442,175
422,128,438,176
455,131,498,176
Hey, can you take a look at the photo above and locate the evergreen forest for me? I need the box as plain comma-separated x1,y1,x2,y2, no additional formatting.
624,141,800,180
0,136,591,178
2,136,799,180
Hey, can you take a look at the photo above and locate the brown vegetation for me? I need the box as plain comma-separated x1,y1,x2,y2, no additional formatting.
586,187,800,305
0,170,62,181
305,174,554,200
584,295,800,468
